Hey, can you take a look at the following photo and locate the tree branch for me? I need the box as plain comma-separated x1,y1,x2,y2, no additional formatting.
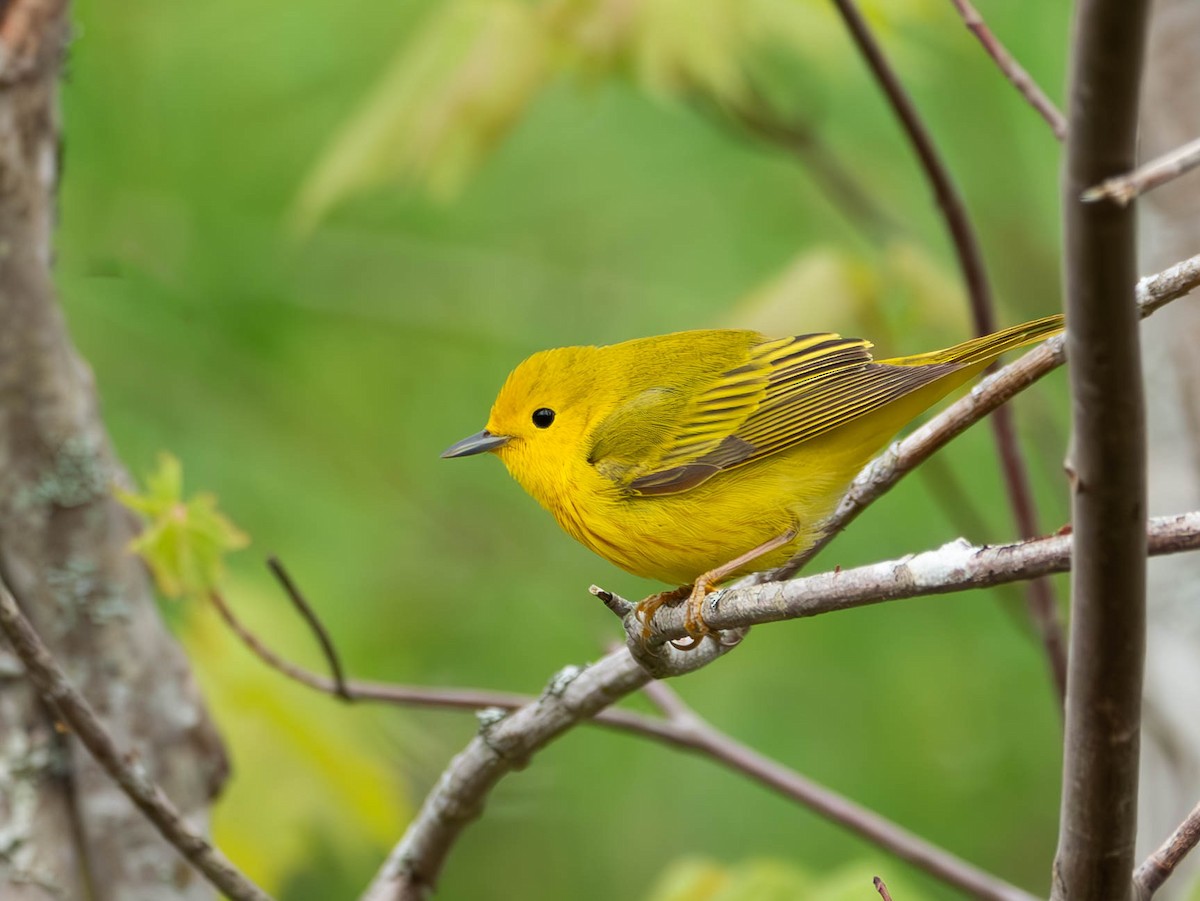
631,514,1200,646
771,251,1200,582
828,0,1066,704
946,0,1067,139
0,578,272,901
1133,798,1200,899
1053,0,1152,898
1083,135,1200,207
829,0,994,332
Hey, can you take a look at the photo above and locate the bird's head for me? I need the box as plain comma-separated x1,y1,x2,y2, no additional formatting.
442,345,607,504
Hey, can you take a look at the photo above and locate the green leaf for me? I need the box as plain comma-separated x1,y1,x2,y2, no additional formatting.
116,453,249,603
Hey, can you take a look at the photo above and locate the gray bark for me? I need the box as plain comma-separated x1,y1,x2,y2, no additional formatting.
1052,0,1151,898
1138,1,1200,897
0,4,228,899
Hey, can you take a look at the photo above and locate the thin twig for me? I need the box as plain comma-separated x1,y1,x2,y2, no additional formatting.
1053,0,1152,897
829,0,1067,708
946,0,1067,139
0,578,273,901
990,408,1068,706
875,876,896,901
1083,135,1200,206
266,556,349,698
1133,798,1200,899
208,588,531,709
830,0,995,334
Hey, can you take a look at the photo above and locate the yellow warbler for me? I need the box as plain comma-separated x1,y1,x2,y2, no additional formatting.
443,316,1063,639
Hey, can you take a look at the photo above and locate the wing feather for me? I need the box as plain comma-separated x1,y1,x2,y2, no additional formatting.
626,332,958,496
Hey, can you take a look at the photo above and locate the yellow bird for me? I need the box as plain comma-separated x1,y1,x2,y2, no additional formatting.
443,316,1063,642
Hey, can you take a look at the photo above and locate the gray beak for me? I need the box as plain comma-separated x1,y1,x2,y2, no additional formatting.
441,429,511,459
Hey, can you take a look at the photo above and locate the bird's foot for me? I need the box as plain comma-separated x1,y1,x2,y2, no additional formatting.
633,585,690,639
674,576,721,651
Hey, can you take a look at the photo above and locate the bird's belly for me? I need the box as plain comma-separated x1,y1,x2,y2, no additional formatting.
574,450,859,585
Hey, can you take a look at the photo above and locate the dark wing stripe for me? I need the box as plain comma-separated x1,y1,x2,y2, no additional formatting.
627,333,963,497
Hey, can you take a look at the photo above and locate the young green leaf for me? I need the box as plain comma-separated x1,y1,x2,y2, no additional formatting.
116,453,249,603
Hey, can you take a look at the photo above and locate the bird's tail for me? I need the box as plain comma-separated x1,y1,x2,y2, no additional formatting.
884,314,1065,368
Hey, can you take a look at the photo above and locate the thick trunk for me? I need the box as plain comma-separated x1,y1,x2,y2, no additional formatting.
0,5,228,899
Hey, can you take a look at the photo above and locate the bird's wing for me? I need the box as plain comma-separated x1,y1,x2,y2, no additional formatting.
615,332,958,496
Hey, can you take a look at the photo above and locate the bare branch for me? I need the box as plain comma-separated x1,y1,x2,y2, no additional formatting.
990,410,1068,706
829,0,995,333
265,556,350,698
773,251,1200,581
0,578,273,901
828,0,1067,701
946,0,1067,139
1053,0,1152,898
1133,798,1200,899
875,876,896,901
639,514,1200,645
357,653,661,901
1083,136,1200,207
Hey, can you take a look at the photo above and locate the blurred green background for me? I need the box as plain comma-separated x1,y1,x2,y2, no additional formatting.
58,0,1075,898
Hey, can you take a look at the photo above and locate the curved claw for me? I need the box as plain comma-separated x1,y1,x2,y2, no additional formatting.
679,578,718,648
633,585,691,639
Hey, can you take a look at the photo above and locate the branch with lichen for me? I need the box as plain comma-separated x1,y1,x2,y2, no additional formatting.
0,575,272,901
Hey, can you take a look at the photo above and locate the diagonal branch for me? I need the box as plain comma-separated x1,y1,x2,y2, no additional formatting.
828,0,1066,704
1133,798,1200,899
1083,135,1200,207
946,0,1067,139
772,251,1200,582
637,681,1038,901
212,586,1035,901
0,577,273,901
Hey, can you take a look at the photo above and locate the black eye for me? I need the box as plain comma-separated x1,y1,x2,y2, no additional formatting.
532,408,556,429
